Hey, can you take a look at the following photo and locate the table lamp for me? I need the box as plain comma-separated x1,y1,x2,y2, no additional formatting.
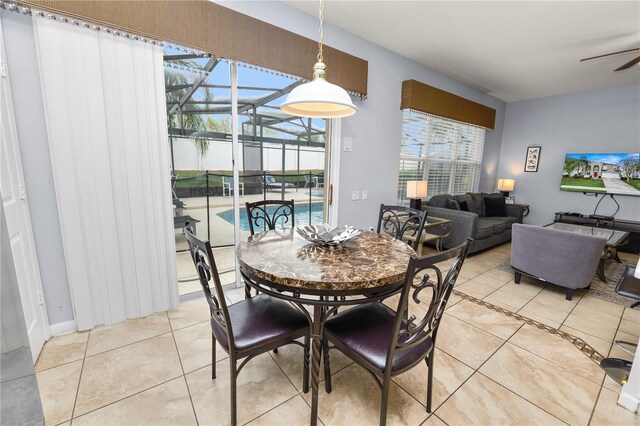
406,181,428,210
497,179,515,197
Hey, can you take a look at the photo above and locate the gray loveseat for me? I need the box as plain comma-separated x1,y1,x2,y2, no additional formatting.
424,192,525,254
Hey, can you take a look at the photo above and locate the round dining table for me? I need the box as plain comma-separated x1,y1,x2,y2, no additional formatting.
236,229,415,425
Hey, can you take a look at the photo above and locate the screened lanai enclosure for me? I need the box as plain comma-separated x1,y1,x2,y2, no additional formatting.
164,46,329,294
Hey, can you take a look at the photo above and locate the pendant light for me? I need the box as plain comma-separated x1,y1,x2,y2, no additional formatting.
281,0,357,118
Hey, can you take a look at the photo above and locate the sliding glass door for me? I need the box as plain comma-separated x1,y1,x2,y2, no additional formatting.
164,47,330,295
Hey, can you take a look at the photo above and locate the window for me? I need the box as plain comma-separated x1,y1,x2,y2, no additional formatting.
397,109,486,202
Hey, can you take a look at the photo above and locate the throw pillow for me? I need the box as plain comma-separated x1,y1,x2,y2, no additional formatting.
445,199,460,210
466,193,485,216
484,196,507,217
458,200,470,211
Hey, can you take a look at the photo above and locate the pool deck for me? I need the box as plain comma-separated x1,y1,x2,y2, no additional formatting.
175,190,324,295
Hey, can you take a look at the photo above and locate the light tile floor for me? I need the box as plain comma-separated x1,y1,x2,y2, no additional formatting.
35,243,640,425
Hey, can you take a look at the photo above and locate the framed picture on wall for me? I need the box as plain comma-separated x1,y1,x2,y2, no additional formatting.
524,146,541,172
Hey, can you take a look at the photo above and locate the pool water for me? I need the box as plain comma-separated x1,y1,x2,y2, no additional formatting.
218,202,325,231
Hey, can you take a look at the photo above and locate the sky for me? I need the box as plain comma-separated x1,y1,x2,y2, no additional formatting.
565,153,639,165
164,46,326,136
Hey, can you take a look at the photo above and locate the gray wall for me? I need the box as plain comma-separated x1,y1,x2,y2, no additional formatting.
497,84,640,225
1,11,73,325
218,1,507,229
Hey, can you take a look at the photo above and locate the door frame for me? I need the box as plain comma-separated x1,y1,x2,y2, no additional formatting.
0,21,50,361
326,118,341,228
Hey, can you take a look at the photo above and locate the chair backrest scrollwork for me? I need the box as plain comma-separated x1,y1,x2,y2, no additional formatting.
385,239,472,367
183,226,234,348
377,204,428,251
245,200,295,236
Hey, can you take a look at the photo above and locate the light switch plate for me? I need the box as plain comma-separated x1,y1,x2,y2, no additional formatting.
362,190,368,200
343,137,353,152
352,190,359,200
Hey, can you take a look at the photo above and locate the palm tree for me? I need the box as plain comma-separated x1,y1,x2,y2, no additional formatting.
165,65,209,156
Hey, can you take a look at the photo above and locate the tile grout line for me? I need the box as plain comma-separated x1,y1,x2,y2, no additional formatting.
166,311,200,425
559,296,622,346
477,371,570,426
267,344,306,394
69,375,186,421
425,323,522,421
69,313,186,422
67,327,92,425
453,319,573,425
452,290,607,364
84,327,174,359
241,393,300,425
586,304,629,426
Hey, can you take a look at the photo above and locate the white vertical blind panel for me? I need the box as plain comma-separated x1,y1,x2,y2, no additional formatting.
397,109,486,203
33,16,178,330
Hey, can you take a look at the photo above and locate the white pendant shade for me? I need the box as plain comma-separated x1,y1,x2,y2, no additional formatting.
281,77,357,118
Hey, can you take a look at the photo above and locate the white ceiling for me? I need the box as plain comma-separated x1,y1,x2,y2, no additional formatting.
284,1,640,102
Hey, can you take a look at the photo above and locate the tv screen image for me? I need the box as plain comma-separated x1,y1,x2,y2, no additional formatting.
560,153,640,196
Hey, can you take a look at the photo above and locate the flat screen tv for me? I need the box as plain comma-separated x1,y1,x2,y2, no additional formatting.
561,153,640,196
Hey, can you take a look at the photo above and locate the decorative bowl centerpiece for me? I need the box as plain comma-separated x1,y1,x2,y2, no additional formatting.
296,225,361,246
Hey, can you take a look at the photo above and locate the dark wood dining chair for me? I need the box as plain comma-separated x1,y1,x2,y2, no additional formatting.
183,226,310,425
245,199,295,236
376,204,428,251
322,239,472,426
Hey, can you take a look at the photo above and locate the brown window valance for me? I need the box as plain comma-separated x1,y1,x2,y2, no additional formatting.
400,79,495,130
23,0,368,97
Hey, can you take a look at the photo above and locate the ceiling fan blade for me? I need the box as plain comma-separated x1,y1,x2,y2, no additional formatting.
580,48,640,62
614,56,640,71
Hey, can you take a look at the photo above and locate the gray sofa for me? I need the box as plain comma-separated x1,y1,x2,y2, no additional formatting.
511,224,607,300
424,192,525,254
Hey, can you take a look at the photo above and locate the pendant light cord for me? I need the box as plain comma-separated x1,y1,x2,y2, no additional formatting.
317,0,324,62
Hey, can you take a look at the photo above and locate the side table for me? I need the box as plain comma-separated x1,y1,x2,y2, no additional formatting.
513,203,530,217
404,216,452,256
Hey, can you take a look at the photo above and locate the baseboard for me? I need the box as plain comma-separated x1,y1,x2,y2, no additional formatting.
49,320,77,336
617,392,639,413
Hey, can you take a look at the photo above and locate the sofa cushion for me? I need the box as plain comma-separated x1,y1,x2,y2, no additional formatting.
484,196,507,217
458,200,470,211
466,193,485,216
504,216,519,229
427,194,452,208
453,194,474,211
478,217,511,236
445,199,460,210
475,218,495,239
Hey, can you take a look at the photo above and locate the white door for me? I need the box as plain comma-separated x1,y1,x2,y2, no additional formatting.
0,23,50,362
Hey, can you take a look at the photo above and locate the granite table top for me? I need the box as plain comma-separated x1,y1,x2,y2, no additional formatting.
236,229,415,293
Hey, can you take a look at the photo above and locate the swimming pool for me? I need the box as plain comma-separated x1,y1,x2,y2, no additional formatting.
217,202,325,231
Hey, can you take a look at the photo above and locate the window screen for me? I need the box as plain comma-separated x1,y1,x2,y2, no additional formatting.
397,109,486,203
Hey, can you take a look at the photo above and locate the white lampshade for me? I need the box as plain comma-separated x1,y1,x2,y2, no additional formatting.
406,181,428,199
497,178,515,192
281,62,357,119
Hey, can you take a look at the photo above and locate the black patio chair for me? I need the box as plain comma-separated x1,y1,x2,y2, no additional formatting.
322,239,472,426
183,226,310,425
376,204,428,251
245,199,295,236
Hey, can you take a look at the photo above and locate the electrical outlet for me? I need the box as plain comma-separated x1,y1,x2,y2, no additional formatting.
343,137,353,152
352,191,359,200
362,190,368,200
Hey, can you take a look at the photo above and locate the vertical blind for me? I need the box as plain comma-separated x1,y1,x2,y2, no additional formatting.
33,14,178,330
397,109,486,202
